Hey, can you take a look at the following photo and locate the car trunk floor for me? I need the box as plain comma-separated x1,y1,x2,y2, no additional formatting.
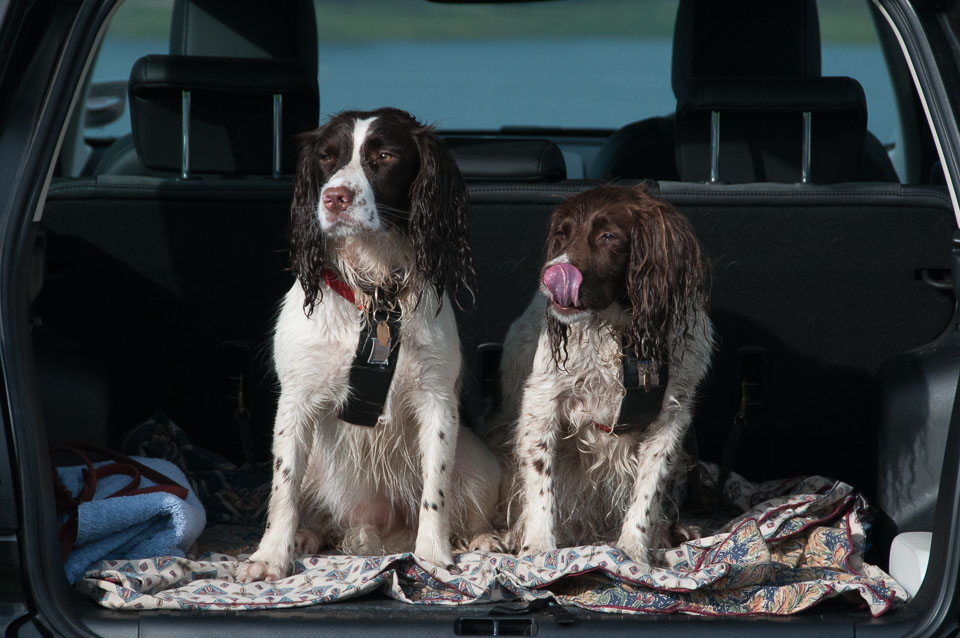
64,414,907,617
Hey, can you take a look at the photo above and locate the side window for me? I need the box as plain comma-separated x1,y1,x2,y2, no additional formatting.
819,0,903,180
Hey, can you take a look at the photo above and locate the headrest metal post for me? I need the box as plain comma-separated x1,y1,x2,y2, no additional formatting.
709,110,720,183
272,93,283,179
801,111,812,184
180,89,191,179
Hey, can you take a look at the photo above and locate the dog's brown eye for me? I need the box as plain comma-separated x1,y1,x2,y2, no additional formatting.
319,153,334,163
378,152,395,162
600,232,615,241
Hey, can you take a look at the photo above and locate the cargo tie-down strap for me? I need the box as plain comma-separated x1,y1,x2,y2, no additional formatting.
322,268,403,428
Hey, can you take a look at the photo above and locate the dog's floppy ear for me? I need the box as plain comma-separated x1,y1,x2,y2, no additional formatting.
626,189,708,365
409,126,476,310
289,130,327,315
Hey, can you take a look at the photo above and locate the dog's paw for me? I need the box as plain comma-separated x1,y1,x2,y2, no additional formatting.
498,527,523,554
518,528,556,557
615,533,653,566
461,531,505,554
294,529,324,555
670,523,702,544
518,540,557,557
235,555,290,583
234,539,295,582
341,525,386,556
414,532,455,569
518,544,555,557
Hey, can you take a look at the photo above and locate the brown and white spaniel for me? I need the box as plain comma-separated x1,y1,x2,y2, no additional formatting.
237,108,499,582
488,184,714,564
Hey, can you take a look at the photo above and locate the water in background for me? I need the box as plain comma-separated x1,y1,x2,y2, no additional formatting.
89,37,900,154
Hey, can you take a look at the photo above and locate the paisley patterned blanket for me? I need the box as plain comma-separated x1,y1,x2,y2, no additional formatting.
77,468,907,615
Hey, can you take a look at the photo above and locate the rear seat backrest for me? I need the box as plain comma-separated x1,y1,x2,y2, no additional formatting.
38,177,296,456
462,180,955,495
38,173,956,494
40,139,567,451
650,181,955,485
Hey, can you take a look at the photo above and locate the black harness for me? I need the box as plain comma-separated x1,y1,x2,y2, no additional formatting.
339,305,404,428
596,348,668,435
320,269,404,428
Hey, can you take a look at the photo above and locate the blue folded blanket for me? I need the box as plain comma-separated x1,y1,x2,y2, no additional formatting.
57,457,206,584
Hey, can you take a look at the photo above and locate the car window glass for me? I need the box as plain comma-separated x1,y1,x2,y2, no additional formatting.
85,0,173,142
314,0,678,131
820,0,903,178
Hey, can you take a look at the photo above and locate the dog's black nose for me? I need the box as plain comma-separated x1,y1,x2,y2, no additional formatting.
322,186,353,213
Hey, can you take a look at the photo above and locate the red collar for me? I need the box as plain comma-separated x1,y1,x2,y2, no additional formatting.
322,268,362,308
594,422,615,434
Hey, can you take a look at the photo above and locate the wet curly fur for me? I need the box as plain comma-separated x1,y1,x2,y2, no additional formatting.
237,108,498,583
487,184,714,564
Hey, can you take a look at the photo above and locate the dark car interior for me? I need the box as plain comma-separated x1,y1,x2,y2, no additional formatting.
19,0,960,633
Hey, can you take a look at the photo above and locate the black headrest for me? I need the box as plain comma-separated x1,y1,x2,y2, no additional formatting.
444,138,567,182
675,77,867,183
128,55,319,175
671,0,821,97
170,0,318,75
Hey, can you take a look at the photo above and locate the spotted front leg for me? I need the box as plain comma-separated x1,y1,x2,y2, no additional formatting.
616,405,690,565
516,377,561,556
412,389,459,568
236,394,320,582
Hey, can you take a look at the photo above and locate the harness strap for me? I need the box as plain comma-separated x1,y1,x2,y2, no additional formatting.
321,268,405,428
338,307,404,428
594,348,668,435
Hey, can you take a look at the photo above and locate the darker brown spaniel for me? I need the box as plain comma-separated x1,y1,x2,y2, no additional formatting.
542,184,709,369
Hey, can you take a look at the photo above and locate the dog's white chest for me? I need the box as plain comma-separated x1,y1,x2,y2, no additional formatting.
557,331,626,433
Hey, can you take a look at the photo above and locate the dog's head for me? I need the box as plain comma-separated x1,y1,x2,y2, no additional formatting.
541,184,708,365
290,107,474,312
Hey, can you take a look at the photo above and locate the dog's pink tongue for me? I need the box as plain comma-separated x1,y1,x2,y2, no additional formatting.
542,263,583,308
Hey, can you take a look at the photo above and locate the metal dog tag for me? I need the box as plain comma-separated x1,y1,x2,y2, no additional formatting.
368,320,392,365
376,320,390,346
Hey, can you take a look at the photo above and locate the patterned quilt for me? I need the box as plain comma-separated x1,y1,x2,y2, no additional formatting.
77,469,908,616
